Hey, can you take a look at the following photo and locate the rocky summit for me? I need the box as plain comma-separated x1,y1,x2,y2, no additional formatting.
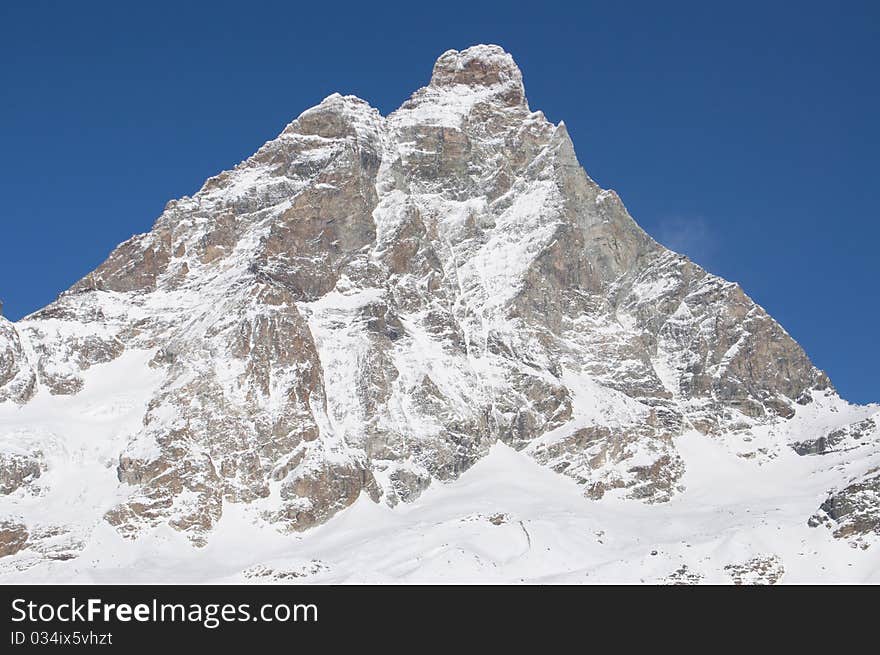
1,45,878,583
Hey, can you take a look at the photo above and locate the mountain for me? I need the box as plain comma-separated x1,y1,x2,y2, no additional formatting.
1,45,878,583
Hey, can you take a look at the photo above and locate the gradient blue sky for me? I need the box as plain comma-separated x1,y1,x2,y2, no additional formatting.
1,1,877,403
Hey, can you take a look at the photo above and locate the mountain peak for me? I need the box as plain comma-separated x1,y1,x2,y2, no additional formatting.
2,45,875,580
429,44,524,93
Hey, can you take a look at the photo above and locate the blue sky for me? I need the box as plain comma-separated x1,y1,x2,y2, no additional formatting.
1,1,877,403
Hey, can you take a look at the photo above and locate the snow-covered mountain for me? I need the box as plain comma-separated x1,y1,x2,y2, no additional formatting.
1,45,877,583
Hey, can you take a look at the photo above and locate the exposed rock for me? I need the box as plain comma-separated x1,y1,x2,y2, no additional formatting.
530,425,684,503
0,319,36,404
0,451,44,495
488,512,510,525
663,565,703,585
793,416,878,456
0,520,28,558
242,560,329,580
724,555,785,585
809,468,880,546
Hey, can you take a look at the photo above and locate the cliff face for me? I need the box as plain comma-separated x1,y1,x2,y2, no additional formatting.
0,46,877,578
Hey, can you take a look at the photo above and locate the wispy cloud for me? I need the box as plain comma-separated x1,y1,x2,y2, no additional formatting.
653,215,717,270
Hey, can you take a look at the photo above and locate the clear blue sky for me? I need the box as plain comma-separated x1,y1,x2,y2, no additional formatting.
1,1,877,404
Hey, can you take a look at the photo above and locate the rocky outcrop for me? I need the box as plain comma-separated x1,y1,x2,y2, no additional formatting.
0,318,35,404
810,468,880,546
724,555,785,585
0,451,44,495
793,415,878,456
0,520,28,558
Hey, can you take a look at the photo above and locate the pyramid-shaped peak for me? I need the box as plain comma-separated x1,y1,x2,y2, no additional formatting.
429,44,524,90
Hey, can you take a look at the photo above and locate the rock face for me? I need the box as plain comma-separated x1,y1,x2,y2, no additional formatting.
793,415,878,456
0,318,36,404
809,468,880,546
0,44,877,564
0,520,29,558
